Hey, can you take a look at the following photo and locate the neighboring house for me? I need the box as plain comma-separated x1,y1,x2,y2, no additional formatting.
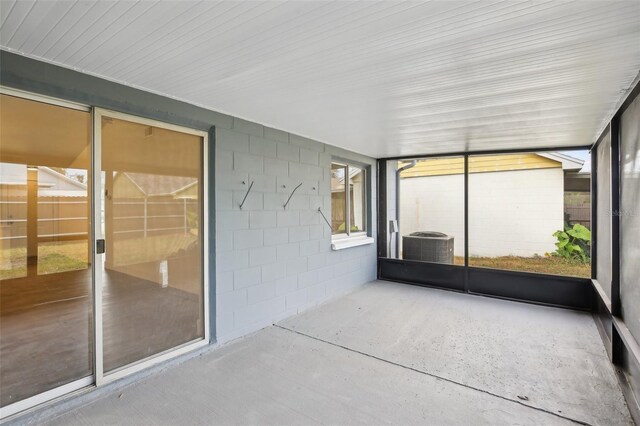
399,153,585,258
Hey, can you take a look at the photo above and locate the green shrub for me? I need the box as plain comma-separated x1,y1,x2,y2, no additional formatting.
552,224,591,263
337,222,360,232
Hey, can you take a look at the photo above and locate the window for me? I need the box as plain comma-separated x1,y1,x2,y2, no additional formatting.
331,162,372,250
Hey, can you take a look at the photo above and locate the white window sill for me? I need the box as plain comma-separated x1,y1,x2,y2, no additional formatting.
331,235,374,251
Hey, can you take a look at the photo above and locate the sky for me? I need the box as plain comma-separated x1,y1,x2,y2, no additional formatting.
560,150,589,161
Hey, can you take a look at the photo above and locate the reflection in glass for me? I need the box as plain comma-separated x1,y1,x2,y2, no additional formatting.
101,116,204,373
398,157,464,265
0,94,92,407
349,167,366,233
331,163,347,234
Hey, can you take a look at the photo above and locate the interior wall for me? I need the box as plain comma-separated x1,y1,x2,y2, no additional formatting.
215,123,377,343
596,129,612,299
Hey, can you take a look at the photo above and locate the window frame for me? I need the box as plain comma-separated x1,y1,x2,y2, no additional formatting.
331,161,368,242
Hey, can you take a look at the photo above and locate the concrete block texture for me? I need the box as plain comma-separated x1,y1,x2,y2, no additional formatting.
215,126,376,343
233,117,264,137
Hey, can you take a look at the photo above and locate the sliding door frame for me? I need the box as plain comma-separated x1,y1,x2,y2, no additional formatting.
0,90,211,418
92,108,210,386
0,86,94,419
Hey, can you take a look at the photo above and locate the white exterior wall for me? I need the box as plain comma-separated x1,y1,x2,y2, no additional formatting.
400,173,465,257
400,168,564,258
386,161,399,257
215,119,377,343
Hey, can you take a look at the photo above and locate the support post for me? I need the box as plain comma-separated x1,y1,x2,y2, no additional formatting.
26,167,38,275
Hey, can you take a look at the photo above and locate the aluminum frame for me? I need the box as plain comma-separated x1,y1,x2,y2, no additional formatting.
92,108,210,386
0,91,211,418
0,87,93,419
330,161,367,240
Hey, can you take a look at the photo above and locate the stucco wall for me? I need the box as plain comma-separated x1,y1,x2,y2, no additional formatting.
400,168,564,258
215,120,377,343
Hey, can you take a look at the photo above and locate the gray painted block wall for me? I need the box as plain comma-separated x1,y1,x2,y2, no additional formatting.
215,119,377,342
0,50,377,346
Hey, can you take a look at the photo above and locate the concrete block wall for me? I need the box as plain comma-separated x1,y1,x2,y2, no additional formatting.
467,168,563,257
399,168,564,258
215,118,377,343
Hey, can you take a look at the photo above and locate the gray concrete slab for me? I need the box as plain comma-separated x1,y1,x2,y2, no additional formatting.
45,326,573,426
280,281,632,425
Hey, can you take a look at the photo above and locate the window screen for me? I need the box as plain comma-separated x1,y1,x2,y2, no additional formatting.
596,130,612,299
620,94,640,343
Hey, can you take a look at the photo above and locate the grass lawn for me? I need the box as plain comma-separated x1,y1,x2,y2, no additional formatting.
455,255,590,278
0,241,89,280
0,233,199,280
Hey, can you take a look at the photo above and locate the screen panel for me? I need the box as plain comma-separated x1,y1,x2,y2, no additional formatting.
596,131,612,299
620,94,640,343
468,152,591,278
397,156,465,266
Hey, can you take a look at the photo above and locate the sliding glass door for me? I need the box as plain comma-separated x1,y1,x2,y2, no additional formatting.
0,91,208,417
96,111,206,376
0,92,93,412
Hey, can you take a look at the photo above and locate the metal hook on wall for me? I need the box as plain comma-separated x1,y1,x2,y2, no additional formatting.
317,207,333,231
239,181,254,210
283,182,303,209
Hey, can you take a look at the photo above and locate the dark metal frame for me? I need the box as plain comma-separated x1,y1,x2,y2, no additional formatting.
380,145,592,161
377,159,388,258
587,77,640,423
610,117,621,318
377,146,595,310
378,76,640,417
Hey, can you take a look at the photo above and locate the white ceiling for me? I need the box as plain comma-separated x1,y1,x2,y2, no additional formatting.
1,1,639,158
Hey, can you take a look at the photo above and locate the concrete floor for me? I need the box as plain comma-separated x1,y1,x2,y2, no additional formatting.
42,281,630,425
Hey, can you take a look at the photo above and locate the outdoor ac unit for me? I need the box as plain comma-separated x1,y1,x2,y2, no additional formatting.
402,231,454,264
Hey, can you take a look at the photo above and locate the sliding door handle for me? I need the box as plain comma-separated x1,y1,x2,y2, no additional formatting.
96,239,106,254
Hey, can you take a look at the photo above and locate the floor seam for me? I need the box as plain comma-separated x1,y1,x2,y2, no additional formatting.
275,324,592,426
